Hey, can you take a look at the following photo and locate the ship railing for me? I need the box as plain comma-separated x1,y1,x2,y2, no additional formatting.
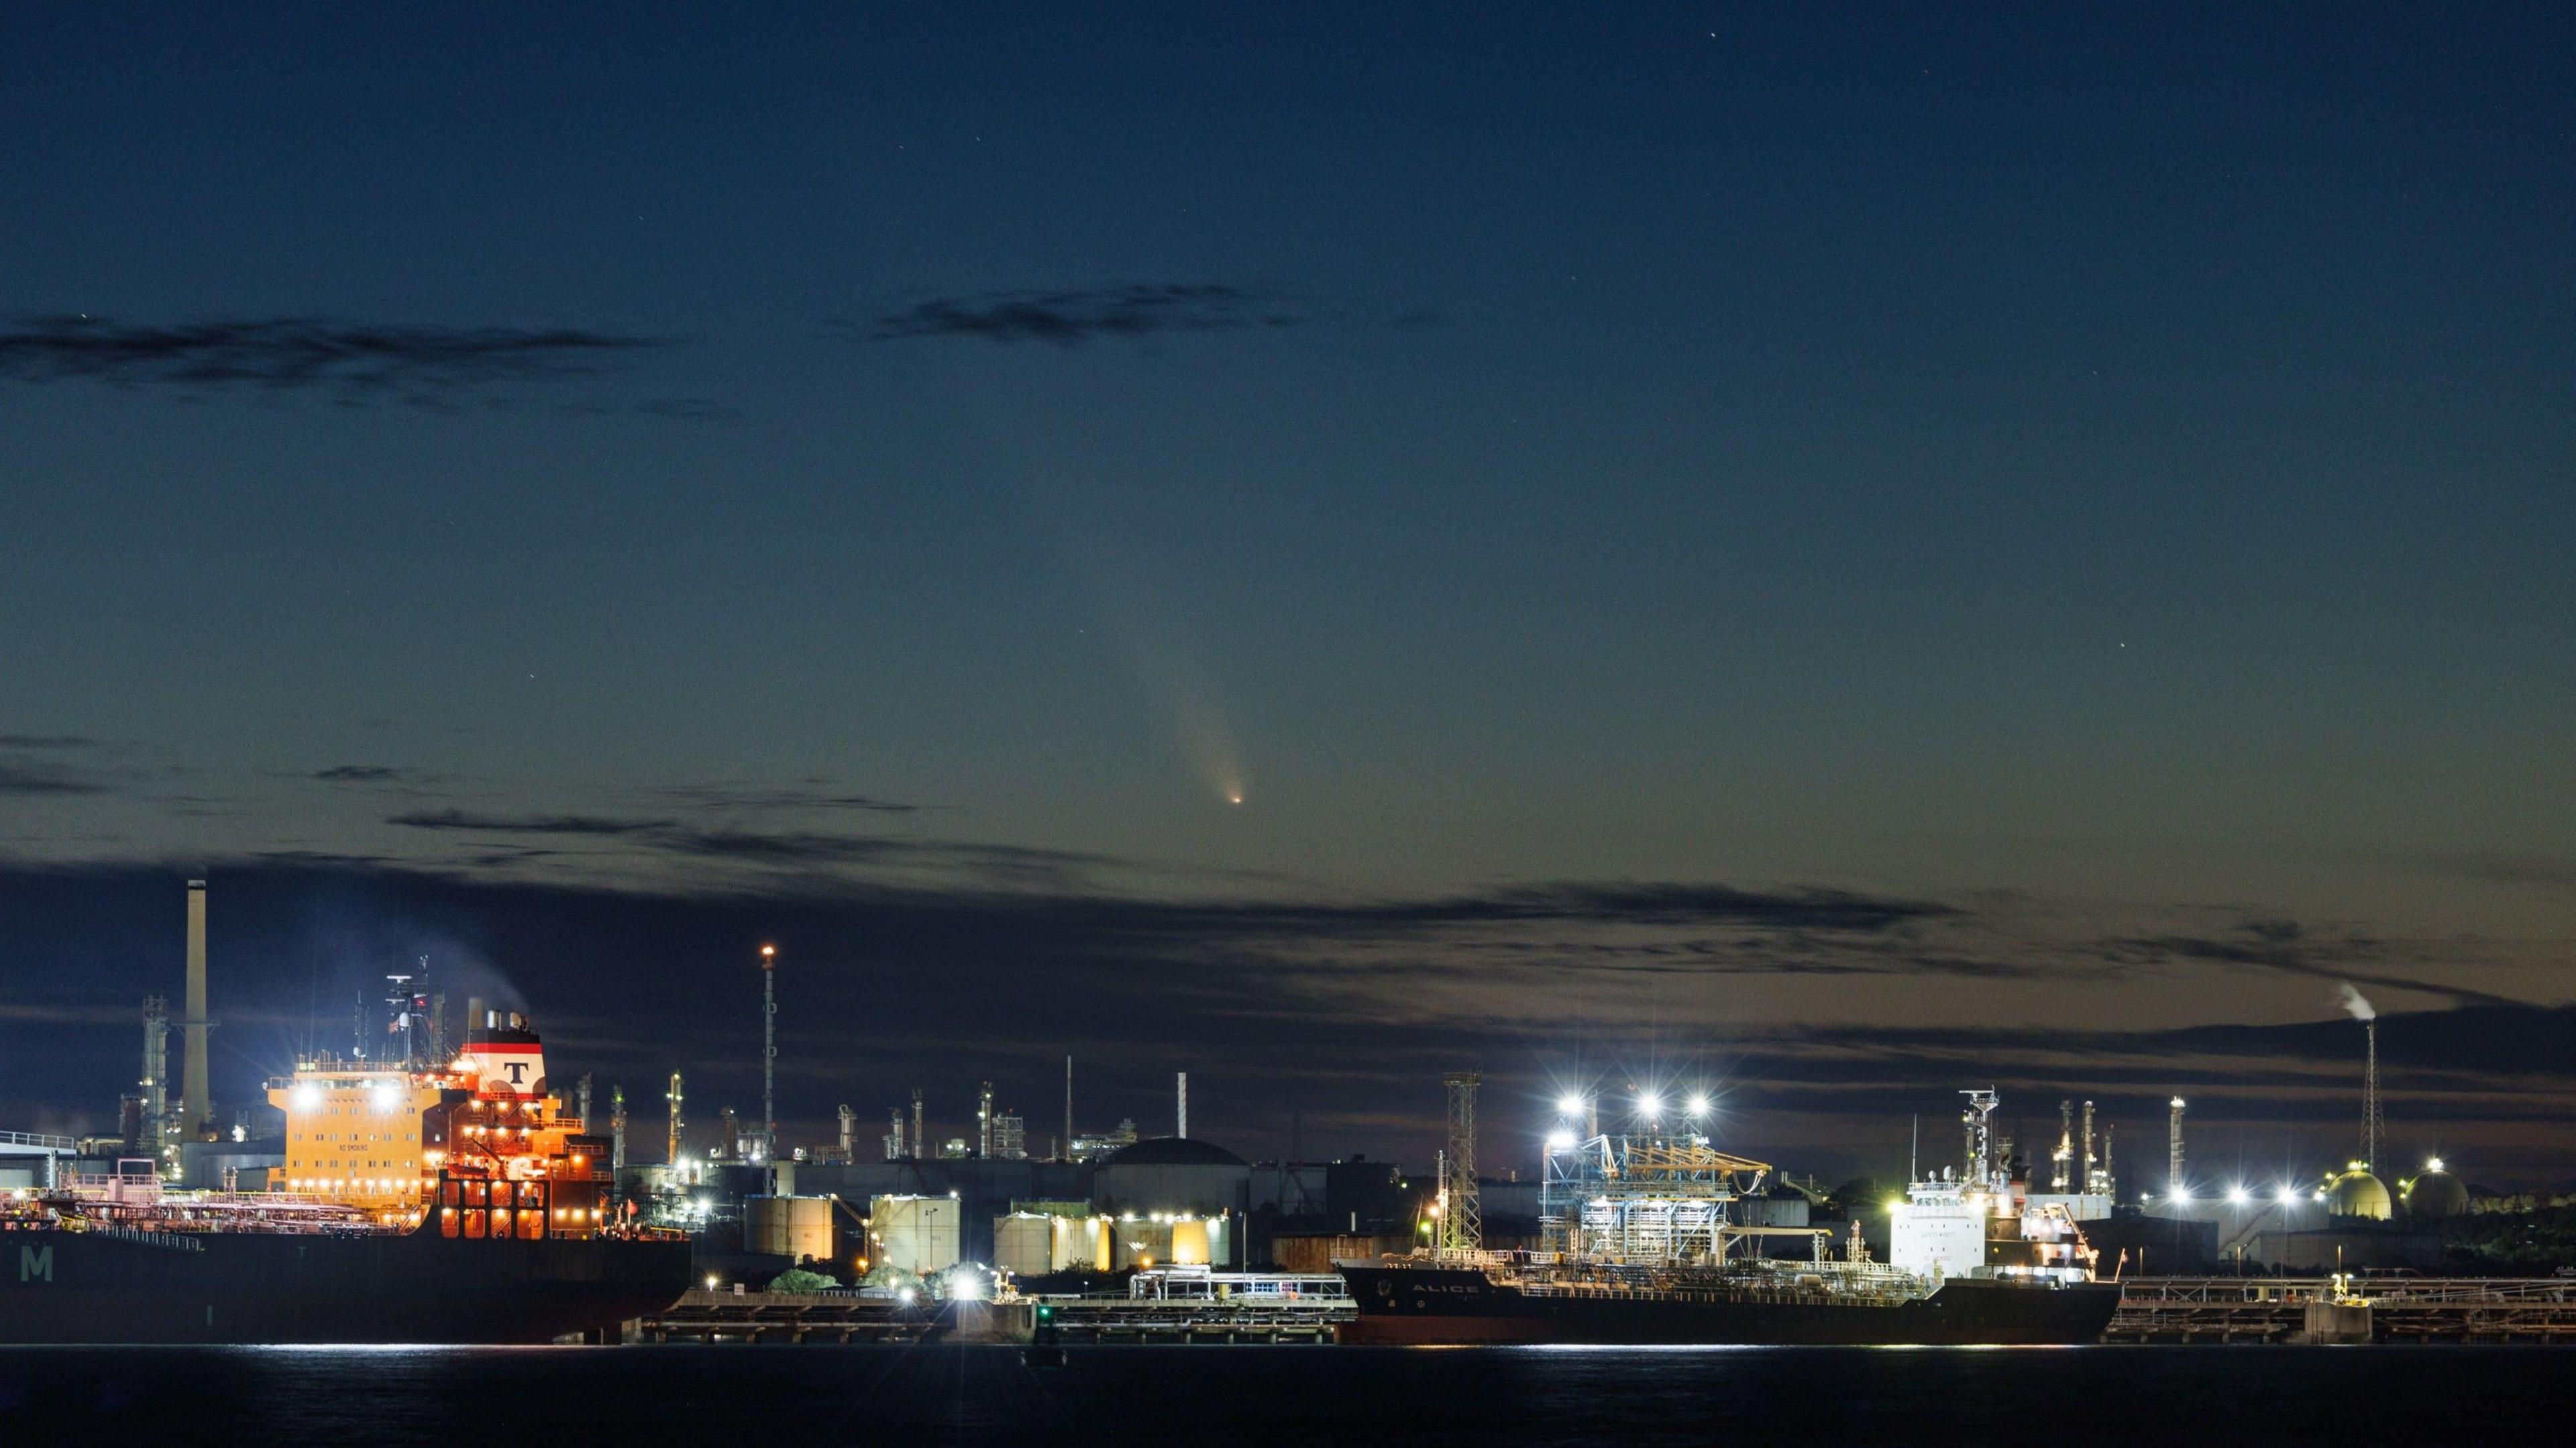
0,1131,80,1151
2120,1276,2576,1306
85,1224,206,1252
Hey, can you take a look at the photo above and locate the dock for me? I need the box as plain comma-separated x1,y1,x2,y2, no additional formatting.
2109,1276,2576,1343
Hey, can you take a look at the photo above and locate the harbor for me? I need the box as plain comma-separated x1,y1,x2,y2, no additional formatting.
5,879,2575,1350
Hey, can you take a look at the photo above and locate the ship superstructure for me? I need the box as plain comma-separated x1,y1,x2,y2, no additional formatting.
267,1010,616,1239
1887,1089,2096,1284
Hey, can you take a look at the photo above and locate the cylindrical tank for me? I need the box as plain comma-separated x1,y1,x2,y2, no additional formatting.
994,1213,1055,1277
871,1194,962,1274
1052,1215,1112,1272
747,1194,837,1263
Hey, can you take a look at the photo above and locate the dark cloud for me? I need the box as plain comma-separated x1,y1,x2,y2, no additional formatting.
0,734,96,750
649,827,1111,887
387,809,672,836
0,315,660,398
312,765,439,785
654,783,925,815
4,859,2571,1183
0,763,109,796
869,284,1297,345
2101,919,2521,1007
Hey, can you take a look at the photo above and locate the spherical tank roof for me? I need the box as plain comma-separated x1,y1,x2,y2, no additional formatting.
2406,1169,2469,1221
1104,1136,1246,1168
2325,1168,2393,1221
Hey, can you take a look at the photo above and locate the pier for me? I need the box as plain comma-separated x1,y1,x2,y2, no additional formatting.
2109,1277,2576,1343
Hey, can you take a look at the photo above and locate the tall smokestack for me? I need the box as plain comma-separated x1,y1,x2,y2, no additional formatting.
911,1089,924,1162
1064,1055,1074,1163
1177,1071,1189,1139
977,1080,995,1158
837,1104,855,1159
180,879,213,1141
665,1072,685,1166
759,944,777,1165
610,1084,627,1175
2052,1099,2073,1193
2363,1019,2383,1171
2080,1099,2098,1194
2167,1097,2186,1198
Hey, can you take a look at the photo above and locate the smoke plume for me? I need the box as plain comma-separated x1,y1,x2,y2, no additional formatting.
2338,983,2376,1021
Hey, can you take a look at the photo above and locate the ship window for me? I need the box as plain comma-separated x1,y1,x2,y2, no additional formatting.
519,1212,545,1241
463,1180,486,1207
441,1181,460,1207
439,1208,459,1238
463,1209,486,1239
490,1208,511,1239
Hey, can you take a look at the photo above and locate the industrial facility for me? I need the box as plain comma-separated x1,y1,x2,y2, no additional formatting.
9,875,2573,1351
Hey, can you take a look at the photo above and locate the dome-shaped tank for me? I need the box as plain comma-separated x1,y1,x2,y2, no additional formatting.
2324,1166,2392,1221
2404,1162,2469,1221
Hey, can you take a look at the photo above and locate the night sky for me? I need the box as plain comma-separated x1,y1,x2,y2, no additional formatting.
3,6,2572,1188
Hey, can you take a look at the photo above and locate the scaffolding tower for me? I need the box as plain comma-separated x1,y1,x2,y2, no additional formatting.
1440,1072,1481,1254
1542,1129,1776,1264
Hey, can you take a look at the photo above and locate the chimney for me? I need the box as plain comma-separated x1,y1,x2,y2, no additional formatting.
1177,1071,1189,1139
180,879,213,1141
2167,1097,2186,1198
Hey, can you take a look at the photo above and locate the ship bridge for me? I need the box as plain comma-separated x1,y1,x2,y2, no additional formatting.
0,1130,79,1189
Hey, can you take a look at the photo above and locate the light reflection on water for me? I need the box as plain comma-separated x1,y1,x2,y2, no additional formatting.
1,1343,2560,1446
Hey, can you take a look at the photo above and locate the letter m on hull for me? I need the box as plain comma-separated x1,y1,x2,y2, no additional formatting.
19,1245,52,1282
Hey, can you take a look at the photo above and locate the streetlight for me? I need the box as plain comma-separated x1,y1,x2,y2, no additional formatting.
1685,1093,1711,1119
1556,1094,1585,1118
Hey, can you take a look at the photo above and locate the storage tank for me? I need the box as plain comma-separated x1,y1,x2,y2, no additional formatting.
871,1194,963,1274
1054,1214,1111,1272
994,1213,1055,1277
2403,1163,2469,1221
1093,1137,1250,1267
2324,1167,2393,1221
747,1194,838,1264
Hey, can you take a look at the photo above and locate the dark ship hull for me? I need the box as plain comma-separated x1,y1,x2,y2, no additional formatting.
1337,1264,2121,1346
0,1225,691,1344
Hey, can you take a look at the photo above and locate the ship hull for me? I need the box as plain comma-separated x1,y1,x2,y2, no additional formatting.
0,1227,691,1345
1336,1266,2121,1346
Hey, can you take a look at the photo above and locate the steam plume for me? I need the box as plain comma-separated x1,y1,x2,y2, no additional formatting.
2337,983,2376,1021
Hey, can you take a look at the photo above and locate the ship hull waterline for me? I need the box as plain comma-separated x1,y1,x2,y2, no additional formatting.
0,1227,692,1345
1336,1266,2123,1346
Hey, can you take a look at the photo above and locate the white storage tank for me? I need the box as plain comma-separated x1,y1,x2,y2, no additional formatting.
871,1194,962,1275
994,1213,1055,1277
1055,1214,1111,1272
747,1194,838,1264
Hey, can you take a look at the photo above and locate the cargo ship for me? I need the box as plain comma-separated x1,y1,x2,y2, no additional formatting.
0,1012,688,1344
1340,1087,2119,1345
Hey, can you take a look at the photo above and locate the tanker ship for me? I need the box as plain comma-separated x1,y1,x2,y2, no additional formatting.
1340,1088,2119,1345
0,1012,688,1344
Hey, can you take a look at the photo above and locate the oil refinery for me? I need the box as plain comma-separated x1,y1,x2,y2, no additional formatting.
5,877,2575,1347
